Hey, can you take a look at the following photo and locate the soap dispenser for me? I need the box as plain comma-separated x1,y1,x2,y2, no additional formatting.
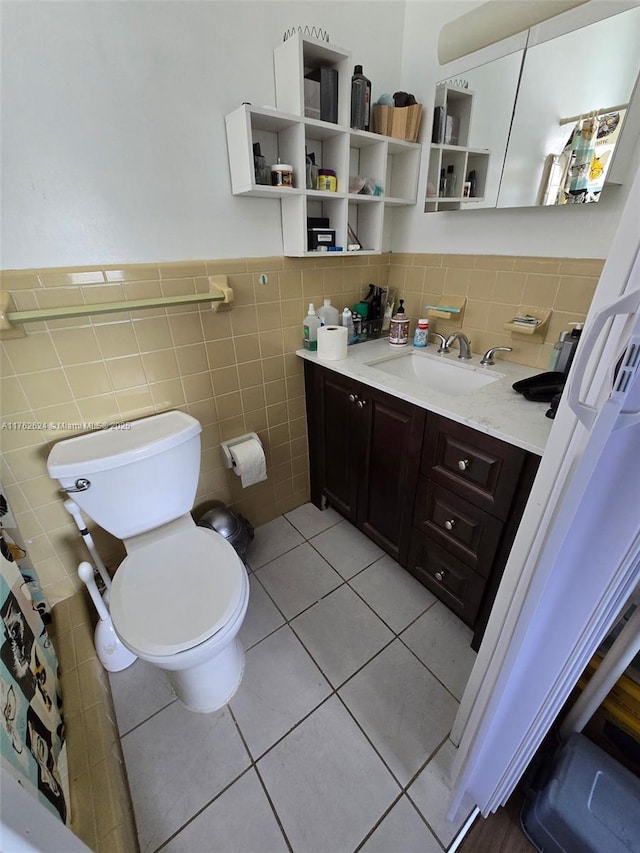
389,299,409,347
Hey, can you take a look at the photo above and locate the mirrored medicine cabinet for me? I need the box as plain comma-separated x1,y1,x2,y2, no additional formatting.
425,4,640,213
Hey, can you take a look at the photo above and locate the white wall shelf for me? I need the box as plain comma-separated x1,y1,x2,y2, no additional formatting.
225,33,421,256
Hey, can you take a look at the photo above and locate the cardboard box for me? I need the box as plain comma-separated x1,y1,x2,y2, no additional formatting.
372,104,423,142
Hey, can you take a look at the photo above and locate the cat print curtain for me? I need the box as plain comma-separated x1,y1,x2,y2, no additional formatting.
1,490,68,824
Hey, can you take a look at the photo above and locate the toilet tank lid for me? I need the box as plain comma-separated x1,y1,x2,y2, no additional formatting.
47,411,202,478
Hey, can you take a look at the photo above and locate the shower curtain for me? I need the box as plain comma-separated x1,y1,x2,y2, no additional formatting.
1,489,69,825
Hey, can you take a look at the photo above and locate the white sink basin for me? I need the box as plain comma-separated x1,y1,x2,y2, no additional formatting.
365,350,503,397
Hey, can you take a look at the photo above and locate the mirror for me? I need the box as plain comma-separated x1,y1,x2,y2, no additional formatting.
425,50,524,212
425,5,640,212
498,5,640,208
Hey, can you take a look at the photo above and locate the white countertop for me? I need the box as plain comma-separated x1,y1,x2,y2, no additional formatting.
297,339,554,456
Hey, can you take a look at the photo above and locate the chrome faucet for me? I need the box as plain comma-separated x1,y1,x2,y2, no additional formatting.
429,332,449,353
480,346,513,366
445,332,472,359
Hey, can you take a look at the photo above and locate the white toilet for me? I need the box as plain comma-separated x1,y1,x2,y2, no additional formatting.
47,411,249,712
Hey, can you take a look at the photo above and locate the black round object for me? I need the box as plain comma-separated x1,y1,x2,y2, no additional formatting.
196,501,254,561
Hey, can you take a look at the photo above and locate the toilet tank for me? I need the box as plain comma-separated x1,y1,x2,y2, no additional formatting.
47,411,202,539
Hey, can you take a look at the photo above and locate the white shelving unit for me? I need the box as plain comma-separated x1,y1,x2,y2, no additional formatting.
425,84,490,212
225,34,422,257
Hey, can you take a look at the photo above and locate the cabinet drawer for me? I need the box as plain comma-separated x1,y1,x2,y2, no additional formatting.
413,479,503,577
407,532,486,626
422,414,525,519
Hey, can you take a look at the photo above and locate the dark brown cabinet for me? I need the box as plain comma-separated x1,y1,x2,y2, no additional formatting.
304,361,539,645
304,361,425,565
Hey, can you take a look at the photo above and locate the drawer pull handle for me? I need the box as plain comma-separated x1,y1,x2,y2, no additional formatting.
435,571,445,582
444,518,456,531
349,394,358,403
357,399,367,409
457,458,470,471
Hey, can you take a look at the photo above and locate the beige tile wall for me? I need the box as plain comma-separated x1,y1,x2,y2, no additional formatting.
389,253,604,369
0,255,388,606
0,252,604,607
50,593,139,852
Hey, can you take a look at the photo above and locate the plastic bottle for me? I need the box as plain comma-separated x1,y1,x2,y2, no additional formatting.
305,150,318,190
446,164,457,198
413,318,429,348
556,323,583,375
467,169,477,198
548,330,569,371
351,65,371,132
317,298,339,326
303,303,321,351
439,168,447,197
341,307,354,341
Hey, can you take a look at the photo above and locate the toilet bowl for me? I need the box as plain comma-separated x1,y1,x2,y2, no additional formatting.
111,518,249,711
47,411,250,712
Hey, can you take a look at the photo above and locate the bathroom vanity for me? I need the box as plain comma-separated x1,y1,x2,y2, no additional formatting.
299,339,551,647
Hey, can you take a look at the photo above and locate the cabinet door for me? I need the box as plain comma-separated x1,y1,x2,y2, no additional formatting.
311,365,361,523
407,531,486,626
356,386,426,565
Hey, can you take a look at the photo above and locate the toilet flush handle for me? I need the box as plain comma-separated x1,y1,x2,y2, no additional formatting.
63,478,91,493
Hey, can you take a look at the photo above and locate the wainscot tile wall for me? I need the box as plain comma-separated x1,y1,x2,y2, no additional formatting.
0,253,603,607
389,253,604,369
0,255,389,606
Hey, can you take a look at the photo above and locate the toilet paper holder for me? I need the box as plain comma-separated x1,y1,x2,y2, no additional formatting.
220,433,263,469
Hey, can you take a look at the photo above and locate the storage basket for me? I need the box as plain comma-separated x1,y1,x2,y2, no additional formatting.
373,104,423,142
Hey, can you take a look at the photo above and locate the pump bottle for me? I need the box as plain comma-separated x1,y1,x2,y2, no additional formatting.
303,304,322,351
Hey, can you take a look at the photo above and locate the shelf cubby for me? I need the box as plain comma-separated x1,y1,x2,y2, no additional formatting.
425,83,490,212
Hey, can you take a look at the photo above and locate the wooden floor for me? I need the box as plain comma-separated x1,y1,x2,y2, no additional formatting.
458,791,536,852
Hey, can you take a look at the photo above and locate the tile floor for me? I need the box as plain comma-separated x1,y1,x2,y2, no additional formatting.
108,504,478,853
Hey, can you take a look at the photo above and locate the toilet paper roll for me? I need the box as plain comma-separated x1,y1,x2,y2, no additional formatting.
317,324,348,361
229,437,267,488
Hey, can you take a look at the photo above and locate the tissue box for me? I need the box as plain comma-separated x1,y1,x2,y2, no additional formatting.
373,104,423,142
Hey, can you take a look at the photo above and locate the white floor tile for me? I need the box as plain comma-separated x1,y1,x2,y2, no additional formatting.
258,695,399,853
350,555,437,633
408,739,472,847
359,795,443,853
401,600,477,700
163,768,288,853
339,640,458,786
310,519,385,579
246,516,304,570
284,501,342,539
291,584,394,687
230,626,331,759
121,702,250,852
238,576,286,650
108,659,176,736
255,542,342,620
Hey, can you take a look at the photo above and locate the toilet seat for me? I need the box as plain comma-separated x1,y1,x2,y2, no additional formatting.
110,527,245,657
